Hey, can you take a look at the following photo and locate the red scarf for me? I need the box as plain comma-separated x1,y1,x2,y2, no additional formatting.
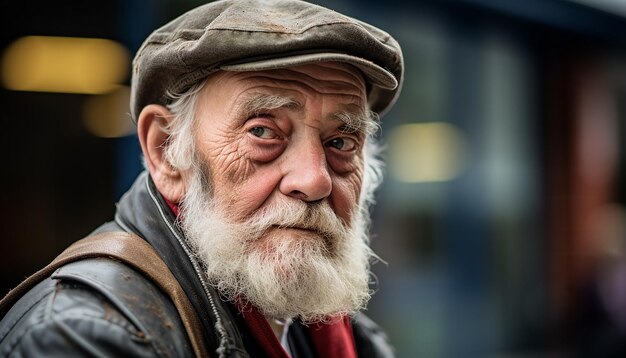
165,198,358,357
240,303,358,358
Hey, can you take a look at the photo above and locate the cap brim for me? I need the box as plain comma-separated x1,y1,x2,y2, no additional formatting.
220,52,398,90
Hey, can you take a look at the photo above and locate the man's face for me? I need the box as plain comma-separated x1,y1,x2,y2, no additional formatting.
174,63,375,321
189,62,368,227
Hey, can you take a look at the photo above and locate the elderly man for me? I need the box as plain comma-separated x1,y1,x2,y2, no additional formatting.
0,0,402,356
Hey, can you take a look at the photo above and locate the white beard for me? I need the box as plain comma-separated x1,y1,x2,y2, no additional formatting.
178,165,374,323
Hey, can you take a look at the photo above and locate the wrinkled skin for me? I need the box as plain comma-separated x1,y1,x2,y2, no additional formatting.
194,63,367,224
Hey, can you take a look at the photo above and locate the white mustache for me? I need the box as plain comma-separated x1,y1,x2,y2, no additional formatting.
242,200,349,243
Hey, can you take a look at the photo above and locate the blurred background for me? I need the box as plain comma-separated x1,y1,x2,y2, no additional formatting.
1,0,626,356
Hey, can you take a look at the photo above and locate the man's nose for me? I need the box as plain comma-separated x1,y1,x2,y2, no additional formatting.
279,141,332,202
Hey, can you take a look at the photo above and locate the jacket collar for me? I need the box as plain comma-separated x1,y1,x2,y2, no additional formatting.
113,171,250,357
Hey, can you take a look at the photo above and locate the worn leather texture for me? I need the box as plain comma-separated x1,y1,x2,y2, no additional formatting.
0,231,208,357
0,258,192,357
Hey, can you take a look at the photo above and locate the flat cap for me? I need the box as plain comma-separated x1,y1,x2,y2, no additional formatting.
131,0,404,120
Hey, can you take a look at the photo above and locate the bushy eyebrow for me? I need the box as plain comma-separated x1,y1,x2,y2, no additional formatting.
235,94,301,117
334,110,379,136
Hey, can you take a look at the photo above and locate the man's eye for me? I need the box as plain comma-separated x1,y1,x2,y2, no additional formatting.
249,126,275,139
325,137,357,151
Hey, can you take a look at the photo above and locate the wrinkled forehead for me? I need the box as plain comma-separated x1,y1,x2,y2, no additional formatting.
207,62,368,107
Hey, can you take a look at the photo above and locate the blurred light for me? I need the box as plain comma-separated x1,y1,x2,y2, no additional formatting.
83,86,135,138
1,36,129,94
389,122,468,183
569,0,626,18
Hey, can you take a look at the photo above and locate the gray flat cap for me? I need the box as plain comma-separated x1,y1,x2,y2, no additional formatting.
131,0,404,120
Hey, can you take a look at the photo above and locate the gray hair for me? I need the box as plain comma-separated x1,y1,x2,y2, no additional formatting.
162,81,206,172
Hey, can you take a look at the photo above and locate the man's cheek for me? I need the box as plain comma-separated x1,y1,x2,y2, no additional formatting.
224,155,256,185
331,177,362,224
203,134,256,185
220,169,284,220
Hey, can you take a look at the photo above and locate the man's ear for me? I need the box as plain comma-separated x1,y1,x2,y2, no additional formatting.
137,104,186,203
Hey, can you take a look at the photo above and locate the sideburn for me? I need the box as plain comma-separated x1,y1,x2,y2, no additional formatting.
196,156,215,199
